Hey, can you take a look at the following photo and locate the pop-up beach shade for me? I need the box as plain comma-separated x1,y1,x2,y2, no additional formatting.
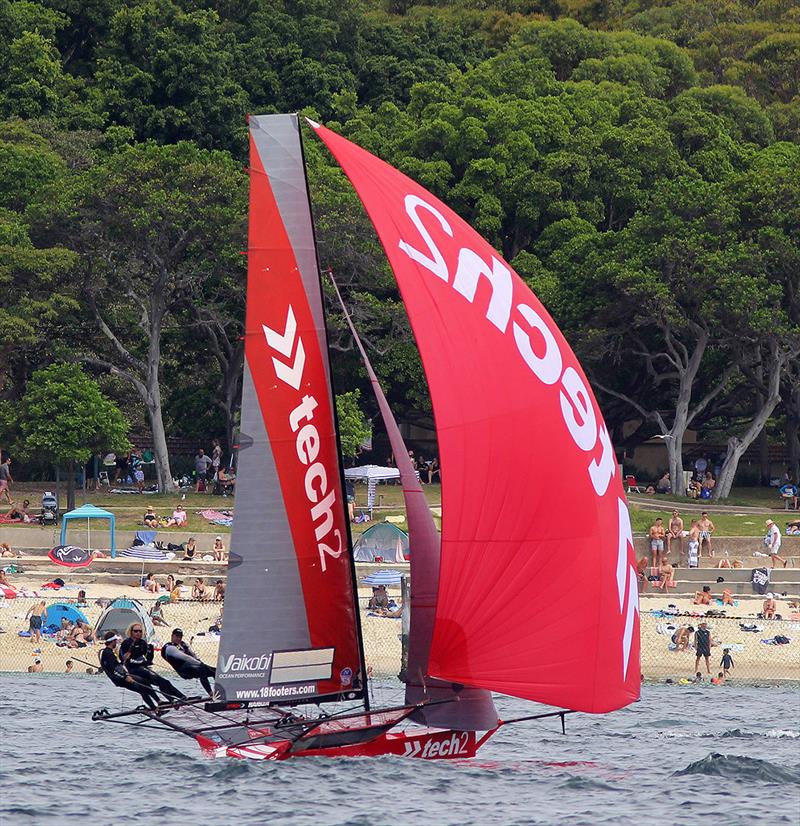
60,503,116,557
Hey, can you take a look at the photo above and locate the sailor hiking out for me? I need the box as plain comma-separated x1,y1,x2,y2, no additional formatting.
99,632,161,710
161,628,216,695
120,623,185,700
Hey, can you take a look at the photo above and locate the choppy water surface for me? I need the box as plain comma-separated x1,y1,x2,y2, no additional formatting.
1,676,798,825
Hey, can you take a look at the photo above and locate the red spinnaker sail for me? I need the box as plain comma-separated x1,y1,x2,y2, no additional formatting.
312,121,640,713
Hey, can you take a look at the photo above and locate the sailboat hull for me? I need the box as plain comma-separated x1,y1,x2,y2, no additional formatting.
200,727,497,761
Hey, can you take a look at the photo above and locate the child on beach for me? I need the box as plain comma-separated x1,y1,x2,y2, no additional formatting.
711,672,725,685
721,648,735,678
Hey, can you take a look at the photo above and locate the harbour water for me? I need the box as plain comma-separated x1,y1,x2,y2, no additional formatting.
1,676,798,825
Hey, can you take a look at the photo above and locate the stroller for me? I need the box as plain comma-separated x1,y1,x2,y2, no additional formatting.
40,491,59,525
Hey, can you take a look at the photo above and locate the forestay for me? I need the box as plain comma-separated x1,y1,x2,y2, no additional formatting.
312,121,640,714
215,114,365,705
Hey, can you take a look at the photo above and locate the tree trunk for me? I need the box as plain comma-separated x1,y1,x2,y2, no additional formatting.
714,349,786,500
66,459,76,512
146,296,175,492
148,400,174,493
220,341,243,453
787,382,800,482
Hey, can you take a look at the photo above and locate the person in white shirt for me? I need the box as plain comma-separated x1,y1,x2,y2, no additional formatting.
765,519,787,568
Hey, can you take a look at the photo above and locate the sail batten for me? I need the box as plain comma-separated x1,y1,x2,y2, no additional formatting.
312,121,640,714
215,114,365,705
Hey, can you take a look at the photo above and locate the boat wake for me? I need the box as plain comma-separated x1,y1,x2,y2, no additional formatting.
674,753,800,783
656,728,799,740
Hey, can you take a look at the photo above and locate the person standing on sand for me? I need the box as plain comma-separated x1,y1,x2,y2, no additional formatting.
26,600,46,644
698,511,715,558
764,519,787,568
649,518,666,566
694,622,712,674
668,510,684,563
720,648,735,678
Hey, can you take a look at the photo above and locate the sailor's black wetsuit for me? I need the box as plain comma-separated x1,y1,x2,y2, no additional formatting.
100,646,160,709
161,641,216,695
119,636,186,700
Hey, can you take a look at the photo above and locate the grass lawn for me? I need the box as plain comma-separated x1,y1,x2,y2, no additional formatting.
8,482,796,537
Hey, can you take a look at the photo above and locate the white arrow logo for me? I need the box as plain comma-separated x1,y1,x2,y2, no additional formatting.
402,740,422,757
262,306,306,390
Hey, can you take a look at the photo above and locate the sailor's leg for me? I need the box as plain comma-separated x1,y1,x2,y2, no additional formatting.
146,670,186,699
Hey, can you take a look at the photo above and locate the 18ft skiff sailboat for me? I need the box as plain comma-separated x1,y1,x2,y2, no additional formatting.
93,114,640,760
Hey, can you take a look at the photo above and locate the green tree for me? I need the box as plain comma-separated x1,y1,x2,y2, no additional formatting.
15,363,130,509
336,389,371,458
45,139,246,492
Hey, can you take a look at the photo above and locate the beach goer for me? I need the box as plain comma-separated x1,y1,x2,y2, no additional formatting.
0,457,14,505
142,573,160,594
194,449,212,492
131,451,145,493
711,672,725,685
674,626,694,651
368,586,390,613
77,590,88,607
649,518,666,566
65,660,73,673
687,520,700,568
655,559,674,590
213,580,225,601
161,628,216,695
636,556,649,592
167,505,187,527
764,519,787,568
655,472,671,494
170,580,184,602
30,658,43,672
694,585,712,605
668,511,684,563
762,593,777,619
720,648,734,678
212,536,226,562
26,600,46,644
692,671,703,683
149,600,169,627
143,507,158,528
0,542,17,558
99,632,161,710
721,588,734,606
698,512,715,558
120,624,185,701
694,622,712,674
211,439,222,475
182,538,197,561
192,578,210,600
166,574,176,593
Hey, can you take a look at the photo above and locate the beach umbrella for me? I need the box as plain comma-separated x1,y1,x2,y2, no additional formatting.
121,544,167,581
48,544,93,568
361,570,404,586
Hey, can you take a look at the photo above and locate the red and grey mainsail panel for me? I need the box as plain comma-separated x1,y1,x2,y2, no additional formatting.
215,114,365,704
312,121,640,714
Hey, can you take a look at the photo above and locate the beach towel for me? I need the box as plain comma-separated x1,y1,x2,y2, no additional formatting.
198,509,233,527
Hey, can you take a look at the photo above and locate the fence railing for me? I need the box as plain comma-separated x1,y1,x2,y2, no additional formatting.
1,596,797,684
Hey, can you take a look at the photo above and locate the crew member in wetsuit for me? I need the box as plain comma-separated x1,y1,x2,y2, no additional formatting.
161,628,216,695
99,632,161,710
120,623,185,700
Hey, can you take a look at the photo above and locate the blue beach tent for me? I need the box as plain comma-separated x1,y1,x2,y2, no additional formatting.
60,504,117,557
43,603,89,631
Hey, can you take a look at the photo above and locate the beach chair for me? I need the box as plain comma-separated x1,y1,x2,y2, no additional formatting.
624,475,642,494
